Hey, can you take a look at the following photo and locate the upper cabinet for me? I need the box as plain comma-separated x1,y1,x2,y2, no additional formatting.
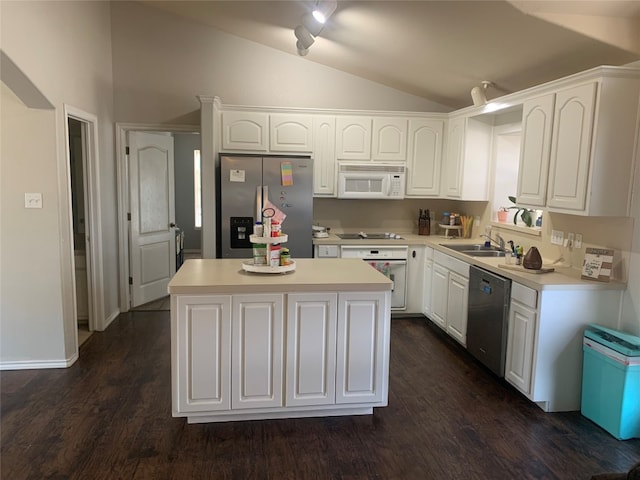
270,113,313,153
336,116,372,160
312,116,337,196
516,94,555,207
222,111,269,152
221,111,312,153
336,116,408,162
516,71,640,216
405,118,444,197
372,117,407,161
442,116,492,200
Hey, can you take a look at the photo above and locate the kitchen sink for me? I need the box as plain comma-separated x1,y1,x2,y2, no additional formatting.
463,250,506,257
440,243,506,257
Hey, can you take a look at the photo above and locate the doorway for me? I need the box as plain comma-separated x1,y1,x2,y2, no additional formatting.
64,105,104,352
116,124,201,312
68,118,91,345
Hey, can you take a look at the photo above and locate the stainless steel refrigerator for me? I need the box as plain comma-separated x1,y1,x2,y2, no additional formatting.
217,155,313,259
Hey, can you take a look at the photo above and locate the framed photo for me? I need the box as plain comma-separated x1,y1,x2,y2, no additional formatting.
581,248,614,282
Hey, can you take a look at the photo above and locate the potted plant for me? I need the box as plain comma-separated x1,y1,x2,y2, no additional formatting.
507,195,533,227
497,206,508,223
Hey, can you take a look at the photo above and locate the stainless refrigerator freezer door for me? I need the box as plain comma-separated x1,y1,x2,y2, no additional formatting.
220,156,263,258
262,157,313,258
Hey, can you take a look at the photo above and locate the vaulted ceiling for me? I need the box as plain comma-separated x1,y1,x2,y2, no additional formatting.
141,0,640,109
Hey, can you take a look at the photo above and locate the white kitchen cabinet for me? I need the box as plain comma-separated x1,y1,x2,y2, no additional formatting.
442,116,492,200
171,284,391,421
231,294,284,410
405,118,444,196
336,291,390,404
516,93,555,207
517,71,640,216
221,111,269,152
286,293,337,407
312,116,337,196
429,251,470,346
372,117,407,161
546,82,596,212
430,262,448,330
422,247,434,317
504,283,537,395
446,271,469,346
173,294,232,414
405,246,425,314
336,116,372,160
503,282,622,412
270,113,313,153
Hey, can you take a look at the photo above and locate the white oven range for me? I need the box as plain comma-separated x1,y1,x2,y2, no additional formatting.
340,245,408,310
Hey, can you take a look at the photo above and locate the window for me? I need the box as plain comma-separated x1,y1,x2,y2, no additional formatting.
194,149,202,229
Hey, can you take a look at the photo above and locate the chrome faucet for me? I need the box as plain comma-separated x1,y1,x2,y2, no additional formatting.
481,233,505,251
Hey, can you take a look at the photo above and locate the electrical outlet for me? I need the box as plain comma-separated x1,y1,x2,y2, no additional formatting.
574,233,583,249
551,229,564,245
25,192,42,209
567,232,575,248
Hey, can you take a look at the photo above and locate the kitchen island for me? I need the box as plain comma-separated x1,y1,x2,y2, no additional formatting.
168,258,392,423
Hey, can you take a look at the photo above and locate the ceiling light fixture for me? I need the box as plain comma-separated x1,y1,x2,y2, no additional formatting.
312,0,337,24
294,0,338,56
471,81,494,106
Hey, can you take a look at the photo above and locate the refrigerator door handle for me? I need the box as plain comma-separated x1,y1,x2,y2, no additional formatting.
262,185,269,215
255,185,262,222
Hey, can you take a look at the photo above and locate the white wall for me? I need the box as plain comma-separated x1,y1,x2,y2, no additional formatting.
110,1,451,125
0,0,116,367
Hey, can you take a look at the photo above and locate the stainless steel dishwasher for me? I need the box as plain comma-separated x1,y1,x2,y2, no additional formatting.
467,265,511,377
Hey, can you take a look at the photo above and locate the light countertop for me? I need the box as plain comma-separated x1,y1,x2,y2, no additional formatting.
313,232,627,292
168,258,393,295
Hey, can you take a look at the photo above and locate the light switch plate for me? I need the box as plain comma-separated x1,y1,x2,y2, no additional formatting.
551,229,564,245
574,233,583,249
25,193,43,209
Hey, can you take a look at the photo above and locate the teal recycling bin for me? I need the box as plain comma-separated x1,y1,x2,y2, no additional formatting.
581,324,640,440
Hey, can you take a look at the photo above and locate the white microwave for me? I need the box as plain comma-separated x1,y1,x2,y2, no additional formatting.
337,163,406,199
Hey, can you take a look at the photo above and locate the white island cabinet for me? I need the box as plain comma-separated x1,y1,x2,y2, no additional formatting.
169,258,392,423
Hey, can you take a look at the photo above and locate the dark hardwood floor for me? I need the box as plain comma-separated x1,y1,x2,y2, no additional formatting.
2,312,638,479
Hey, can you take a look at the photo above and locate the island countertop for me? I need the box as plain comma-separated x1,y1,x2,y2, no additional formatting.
168,258,393,295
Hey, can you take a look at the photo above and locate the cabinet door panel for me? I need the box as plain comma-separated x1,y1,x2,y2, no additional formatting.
286,293,337,406
336,116,371,160
270,114,313,152
430,263,448,329
406,119,443,196
312,116,337,196
336,292,389,404
517,94,555,207
547,82,596,211
505,301,537,395
174,295,231,413
222,111,268,151
232,294,284,409
372,117,407,161
442,117,465,197
446,271,468,346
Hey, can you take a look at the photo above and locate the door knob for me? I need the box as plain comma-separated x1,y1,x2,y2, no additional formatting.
170,222,176,228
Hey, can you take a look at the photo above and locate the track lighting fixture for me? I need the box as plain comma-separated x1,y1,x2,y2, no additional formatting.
294,0,338,56
470,81,494,106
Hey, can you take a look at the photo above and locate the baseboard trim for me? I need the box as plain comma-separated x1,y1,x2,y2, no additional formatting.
0,353,78,371
101,308,120,331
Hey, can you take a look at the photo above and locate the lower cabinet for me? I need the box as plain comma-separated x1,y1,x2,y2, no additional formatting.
504,281,623,412
421,247,434,316
504,283,537,395
429,251,470,346
232,294,284,409
172,290,390,421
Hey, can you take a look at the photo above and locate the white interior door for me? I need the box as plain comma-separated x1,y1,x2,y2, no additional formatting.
129,131,176,307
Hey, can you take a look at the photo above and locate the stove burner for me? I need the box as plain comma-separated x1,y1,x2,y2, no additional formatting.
336,232,404,240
